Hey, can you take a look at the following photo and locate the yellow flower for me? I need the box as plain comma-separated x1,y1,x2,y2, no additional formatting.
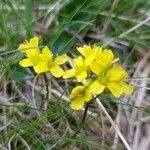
77,45,119,75
63,56,88,81
89,49,119,75
18,37,40,57
19,41,68,77
89,66,133,97
30,46,68,77
19,46,47,74
77,45,102,66
70,85,92,110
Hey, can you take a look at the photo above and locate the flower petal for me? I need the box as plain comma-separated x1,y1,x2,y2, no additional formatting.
112,58,119,63
18,37,40,55
89,80,105,94
25,49,40,58
85,53,95,66
70,86,85,99
92,50,114,71
54,55,68,65
71,97,85,110
77,45,92,57
85,89,92,102
18,43,27,52
90,63,104,75
106,66,128,82
19,58,33,67
50,65,64,78
33,62,49,74
107,83,122,97
77,71,87,81
97,50,114,65
121,82,133,95
73,56,84,68
30,37,39,47
41,46,53,61
63,69,76,79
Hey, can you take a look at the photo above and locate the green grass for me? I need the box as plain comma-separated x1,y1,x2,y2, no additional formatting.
0,0,150,149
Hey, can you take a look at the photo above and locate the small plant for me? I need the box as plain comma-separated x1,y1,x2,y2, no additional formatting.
19,37,133,110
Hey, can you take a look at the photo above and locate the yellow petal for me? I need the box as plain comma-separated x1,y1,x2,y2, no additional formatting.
107,83,122,97
19,58,33,67
106,66,128,82
89,80,105,94
71,97,85,110
70,86,84,99
77,45,92,57
25,49,40,58
85,53,95,66
73,56,84,68
93,45,102,53
84,89,92,102
90,63,104,75
18,43,26,52
121,82,133,95
18,37,40,55
54,55,68,65
84,79,92,86
33,62,49,74
95,50,114,67
30,37,39,47
77,71,87,81
98,49,114,62
112,58,119,63
50,65,64,78
85,46,102,66
41,46,53,61
63,69,76,79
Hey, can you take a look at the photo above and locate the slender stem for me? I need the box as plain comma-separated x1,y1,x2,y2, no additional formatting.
43,73,49,100
96,99,131,150
72,102,89,138
81,102,89,124
43,73,52,110
61,102,90,148
102,0,120,34
102,16,150,47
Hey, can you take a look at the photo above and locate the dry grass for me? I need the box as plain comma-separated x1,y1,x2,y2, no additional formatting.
0,0,150,149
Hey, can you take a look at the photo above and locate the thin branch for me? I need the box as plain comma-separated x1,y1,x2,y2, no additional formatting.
102,0,120,34
103,16,150,47
96,98,131,150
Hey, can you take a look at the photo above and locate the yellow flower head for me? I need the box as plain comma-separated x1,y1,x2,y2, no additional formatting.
36,46,68,78
18,40,133,110
77,45,119,75
63,56,88,81
18,37,40,57
19,37,68,77
89,66,133,97
70,85,92,110
77,45,102,66
89,49,119,75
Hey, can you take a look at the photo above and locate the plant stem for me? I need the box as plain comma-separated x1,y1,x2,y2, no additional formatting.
43,73,49,100
72,102,89,138
61,102,90,148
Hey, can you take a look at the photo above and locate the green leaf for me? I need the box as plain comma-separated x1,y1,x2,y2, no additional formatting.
9,64,34,81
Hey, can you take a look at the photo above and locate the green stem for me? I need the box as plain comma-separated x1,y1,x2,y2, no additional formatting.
71,102,89,138
81,102,89,124
61,102,90,148
43,73,49,100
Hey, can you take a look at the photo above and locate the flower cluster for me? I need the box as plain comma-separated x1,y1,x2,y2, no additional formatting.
18,37,68,78
19,37,133,110
63,45,133,110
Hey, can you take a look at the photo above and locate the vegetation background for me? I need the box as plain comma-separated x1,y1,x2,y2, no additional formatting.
0,0,150,149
